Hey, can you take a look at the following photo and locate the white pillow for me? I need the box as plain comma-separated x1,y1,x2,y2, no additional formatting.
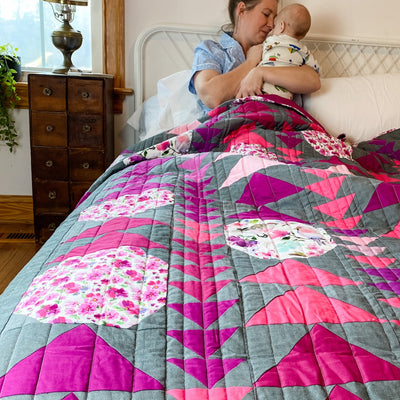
303,74,400,144
128,70,204,141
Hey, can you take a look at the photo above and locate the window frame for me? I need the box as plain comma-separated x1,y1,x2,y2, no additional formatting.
15,0,132,113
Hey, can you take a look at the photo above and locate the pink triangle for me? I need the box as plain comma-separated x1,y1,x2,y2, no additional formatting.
167,387,253,400
174,219,222,243
327,386,362,400
321,215,362,229
169,280,232,301
306,176,346,200
0,325,163,396
339,245,386,257
314,193,355,219
168,358,244,388
304,165,351,179
304,168,334,179
169,264,231,281
171,264,201,279
346,255,396,268
255,324,400,388
51,232,166,264
335,236,377,246
168,300,238,328
201,266,231,281
240,259,361,287
379,297,400,308
171,251,226,266
246,286,384,326
382,221,400,238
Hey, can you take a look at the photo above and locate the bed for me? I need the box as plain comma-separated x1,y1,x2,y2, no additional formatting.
1,25,400,400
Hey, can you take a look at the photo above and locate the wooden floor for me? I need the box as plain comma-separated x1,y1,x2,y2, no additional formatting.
0,223,38,294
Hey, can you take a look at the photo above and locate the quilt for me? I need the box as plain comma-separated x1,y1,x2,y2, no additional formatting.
1,94,400,399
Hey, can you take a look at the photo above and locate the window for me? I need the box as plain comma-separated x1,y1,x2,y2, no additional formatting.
0,0,92,72
10,0,131,113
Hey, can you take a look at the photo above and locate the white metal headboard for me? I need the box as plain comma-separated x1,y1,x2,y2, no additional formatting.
133,24,400,108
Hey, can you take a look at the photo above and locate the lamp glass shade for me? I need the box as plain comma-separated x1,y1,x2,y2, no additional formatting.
43,0,88,6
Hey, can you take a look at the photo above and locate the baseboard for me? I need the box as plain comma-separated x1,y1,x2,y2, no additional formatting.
0,195,34,224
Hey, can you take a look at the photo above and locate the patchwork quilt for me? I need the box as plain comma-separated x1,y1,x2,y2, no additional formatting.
1,94,400,399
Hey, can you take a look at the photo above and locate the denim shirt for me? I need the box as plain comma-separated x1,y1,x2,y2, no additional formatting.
189,31,303,112
189,32,245,113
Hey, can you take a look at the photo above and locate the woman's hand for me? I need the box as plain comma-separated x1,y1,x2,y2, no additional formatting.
236,67,264,98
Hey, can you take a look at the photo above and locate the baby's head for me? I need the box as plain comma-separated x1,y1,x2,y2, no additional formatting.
271,3,311,40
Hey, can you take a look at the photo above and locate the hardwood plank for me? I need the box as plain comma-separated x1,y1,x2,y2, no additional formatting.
0,242,37,294
0,195,34,224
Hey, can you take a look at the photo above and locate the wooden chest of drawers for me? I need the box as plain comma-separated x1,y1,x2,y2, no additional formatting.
28,73,114,244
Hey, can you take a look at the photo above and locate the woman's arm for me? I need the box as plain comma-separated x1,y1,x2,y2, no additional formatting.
193,44,263,110
236,65,321,98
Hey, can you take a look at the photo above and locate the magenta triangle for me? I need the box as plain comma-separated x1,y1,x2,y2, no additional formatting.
168,300,238,328
62,395,80,400
168,358,244,388
0,325,163,396
327,386,362,400
255,324,400,388
167,328,237,358
169,280,233,301
364,182,400,213
238,173,303,207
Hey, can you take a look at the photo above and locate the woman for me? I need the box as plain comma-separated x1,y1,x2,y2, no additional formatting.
189,0,321,111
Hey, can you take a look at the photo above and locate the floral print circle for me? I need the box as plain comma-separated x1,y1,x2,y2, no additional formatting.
302,129,353,160
225,219,336,259
15,246,168,328
79,189,174,221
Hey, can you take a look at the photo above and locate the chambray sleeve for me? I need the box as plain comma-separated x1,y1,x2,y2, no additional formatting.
189,40,225,94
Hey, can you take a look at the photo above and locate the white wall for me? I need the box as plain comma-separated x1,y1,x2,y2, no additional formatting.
3,0,400,195
0,109,31,195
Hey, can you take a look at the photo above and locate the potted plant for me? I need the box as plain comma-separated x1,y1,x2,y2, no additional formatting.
0,43,21,152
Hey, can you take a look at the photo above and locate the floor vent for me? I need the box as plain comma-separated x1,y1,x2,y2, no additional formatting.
0,232,35,242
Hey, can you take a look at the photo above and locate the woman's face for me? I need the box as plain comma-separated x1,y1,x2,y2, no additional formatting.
237,0,278,47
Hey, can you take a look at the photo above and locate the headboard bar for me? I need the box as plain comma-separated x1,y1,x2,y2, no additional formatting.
133,24,400,108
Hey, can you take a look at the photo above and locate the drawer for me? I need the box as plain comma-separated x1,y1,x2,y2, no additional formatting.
70,181,92,209
68,78,104,114
69,149,104,181
33,180,70,213
31,147,68,180
34,214,67,244
29,75,67,112
69,114,104,147
30,112,68,147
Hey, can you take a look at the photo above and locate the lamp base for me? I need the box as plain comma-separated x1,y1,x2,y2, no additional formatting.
51,21,83,74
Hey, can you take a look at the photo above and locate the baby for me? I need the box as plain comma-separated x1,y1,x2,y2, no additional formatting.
258,3,320,100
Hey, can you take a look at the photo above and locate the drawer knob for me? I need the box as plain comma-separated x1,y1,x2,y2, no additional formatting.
48,223,57,231
48,191,57,200
82,124,91,133
43,87,53,96
45,160,54,168
82,162,90,169
81,91,90,99
45,124,55,133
